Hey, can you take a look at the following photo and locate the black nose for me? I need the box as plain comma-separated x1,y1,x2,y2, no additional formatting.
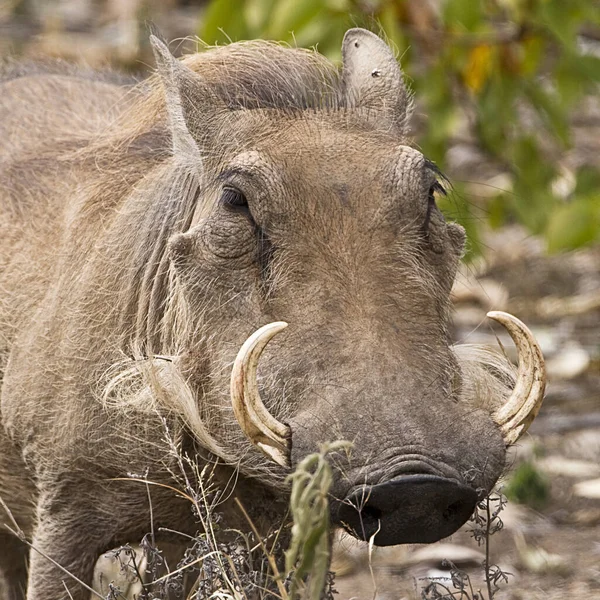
334,474,478,546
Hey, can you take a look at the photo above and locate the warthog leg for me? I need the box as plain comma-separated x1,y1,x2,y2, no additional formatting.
0,533,28,600
22,472,199,600
25,499,105,600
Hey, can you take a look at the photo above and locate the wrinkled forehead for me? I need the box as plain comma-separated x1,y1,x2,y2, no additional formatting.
220,116,436,216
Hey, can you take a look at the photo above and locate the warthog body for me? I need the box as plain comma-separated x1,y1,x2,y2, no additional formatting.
0,30,543,600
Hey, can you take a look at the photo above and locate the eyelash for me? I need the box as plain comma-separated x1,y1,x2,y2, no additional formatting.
423,180,446,234
221,186,251,217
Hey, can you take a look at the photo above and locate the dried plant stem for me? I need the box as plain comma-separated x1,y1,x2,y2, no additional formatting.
152,555,206,583
234,497,288,600
127,547,147,595
224,553,251,600
485,500,493,600
110,477,195,504
146,477,155,546
467,573,476,599
367,525,380,600
62,580,75,600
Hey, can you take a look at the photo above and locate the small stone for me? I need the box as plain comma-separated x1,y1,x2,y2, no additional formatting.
573,478,600,499
537,456,600,478
93,545,146,598
425,567,453,582
546,342,590,380
570,509,600,526
403,543,484,568
517,543,569,576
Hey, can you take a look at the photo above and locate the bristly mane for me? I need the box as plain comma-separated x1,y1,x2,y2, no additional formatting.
179,40,342,111
84,41,346,480
85,40,344,157
76,41,340,345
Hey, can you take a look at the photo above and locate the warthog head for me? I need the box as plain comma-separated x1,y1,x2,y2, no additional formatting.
109,30,544,547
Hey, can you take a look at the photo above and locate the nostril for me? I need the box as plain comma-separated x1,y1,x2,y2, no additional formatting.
442,500,463,521
361,505,382,523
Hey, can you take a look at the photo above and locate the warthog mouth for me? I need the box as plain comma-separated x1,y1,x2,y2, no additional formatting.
334,474,479,545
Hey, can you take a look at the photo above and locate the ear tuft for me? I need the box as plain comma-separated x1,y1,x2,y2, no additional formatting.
342,28,412,135
150,34,173,71
150,35,203,169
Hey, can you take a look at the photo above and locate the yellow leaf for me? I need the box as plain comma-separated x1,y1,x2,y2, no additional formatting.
464,44,493,94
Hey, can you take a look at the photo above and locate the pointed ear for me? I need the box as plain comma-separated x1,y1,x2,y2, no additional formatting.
342,29,412,136
150,35,205,168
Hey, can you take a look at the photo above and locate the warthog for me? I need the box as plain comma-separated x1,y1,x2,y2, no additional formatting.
0,29,545,599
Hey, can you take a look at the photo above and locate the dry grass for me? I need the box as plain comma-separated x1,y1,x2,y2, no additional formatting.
420,492,510,600
2,435,510,600
91,435,346,600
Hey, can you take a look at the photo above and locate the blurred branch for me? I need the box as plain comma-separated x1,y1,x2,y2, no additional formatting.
405,23,529,47
511,291,600,319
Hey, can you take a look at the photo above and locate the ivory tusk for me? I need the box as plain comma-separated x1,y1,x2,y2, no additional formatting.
230,322,291,467
487,311,546,445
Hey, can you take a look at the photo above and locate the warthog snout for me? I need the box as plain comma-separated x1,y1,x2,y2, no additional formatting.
335,475,478,545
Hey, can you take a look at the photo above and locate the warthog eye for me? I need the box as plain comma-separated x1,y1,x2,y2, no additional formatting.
423,180,446,234
221,186,251,217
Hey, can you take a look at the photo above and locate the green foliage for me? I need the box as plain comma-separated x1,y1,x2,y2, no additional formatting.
200,0,353,58
199,0,600,256
504,461,550,510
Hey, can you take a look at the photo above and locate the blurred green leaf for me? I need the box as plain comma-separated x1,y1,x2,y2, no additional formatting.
555,51,600,106
264,0,326,40
488,193,510,229
443,0,484,32
522,82,570,145
521,35,545,76
475,75,517,154
505,461,549,510
576,54,600,85
546,195,600,253
378,3,408,54
243,0,278,36
575,166,600,196
538,0,580,45
201,0,249,44
291,14,349,56
511,137,557,233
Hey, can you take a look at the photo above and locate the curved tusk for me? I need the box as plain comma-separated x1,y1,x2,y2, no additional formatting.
487,311,546,445
230,322,291,468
